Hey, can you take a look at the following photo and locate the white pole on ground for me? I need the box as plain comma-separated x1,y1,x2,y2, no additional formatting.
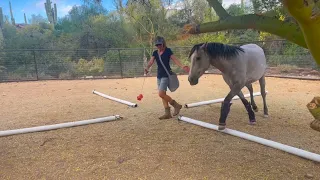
184,91,268,108
0,115,122,137
92,90,138,108
178,116,320,163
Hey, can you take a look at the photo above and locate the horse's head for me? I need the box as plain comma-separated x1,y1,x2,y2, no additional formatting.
188,42,211,86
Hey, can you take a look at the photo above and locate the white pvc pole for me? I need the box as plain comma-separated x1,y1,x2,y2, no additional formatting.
92,90,138,108
178,116,320,163
0,115,121,137
185,91,268,108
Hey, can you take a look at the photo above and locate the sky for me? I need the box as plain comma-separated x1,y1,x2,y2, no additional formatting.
0,0,241,24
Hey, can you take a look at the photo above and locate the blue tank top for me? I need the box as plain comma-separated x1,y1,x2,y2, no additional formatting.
152,48,173,79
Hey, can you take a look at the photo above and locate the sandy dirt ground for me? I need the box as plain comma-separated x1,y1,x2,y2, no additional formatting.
0,74,319,180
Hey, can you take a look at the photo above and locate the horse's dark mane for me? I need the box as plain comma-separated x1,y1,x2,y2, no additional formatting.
188,42,244,59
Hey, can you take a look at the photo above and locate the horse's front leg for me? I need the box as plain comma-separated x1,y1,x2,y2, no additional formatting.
218,83,244,130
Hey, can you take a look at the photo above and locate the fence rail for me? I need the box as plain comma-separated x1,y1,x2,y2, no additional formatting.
0,40,319,82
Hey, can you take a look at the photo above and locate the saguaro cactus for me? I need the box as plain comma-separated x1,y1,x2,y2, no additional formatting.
45,0,57,25
9,1,15,25
24,13,27,24
0,7,3,27
54,4,57,22
0,7,4,49
4,15,9,24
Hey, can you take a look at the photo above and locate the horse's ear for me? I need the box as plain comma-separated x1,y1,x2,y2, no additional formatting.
200,42,208,51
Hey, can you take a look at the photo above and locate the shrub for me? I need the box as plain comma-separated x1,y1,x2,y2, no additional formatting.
277,64,298,73
75,57,105,76
59,72,73,79
89,57,104,75
0,66,7,80
47,64,66,78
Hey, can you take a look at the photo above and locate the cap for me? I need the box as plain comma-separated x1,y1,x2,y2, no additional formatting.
154,37,164,46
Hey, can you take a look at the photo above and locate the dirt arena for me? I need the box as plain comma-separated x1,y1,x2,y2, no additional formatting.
0,74,319,179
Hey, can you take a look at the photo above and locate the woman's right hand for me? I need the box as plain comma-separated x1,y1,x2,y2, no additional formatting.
183,66,190,73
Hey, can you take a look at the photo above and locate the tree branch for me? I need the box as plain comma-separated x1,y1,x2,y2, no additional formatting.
207,0,230,19
126,10,153,34
184,14,307,48
147,17,154,35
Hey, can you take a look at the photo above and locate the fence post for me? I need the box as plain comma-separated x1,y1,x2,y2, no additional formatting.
118,49,123,78
143,48,146,77
33,50,39,80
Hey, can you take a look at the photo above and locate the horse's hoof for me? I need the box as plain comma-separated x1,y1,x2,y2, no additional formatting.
263,114,269,118
218,125,226,130
253,107,259,112
249,120,256,125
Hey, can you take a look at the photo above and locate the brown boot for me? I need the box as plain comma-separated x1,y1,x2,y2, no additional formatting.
170,100,182,116
159,107,172,120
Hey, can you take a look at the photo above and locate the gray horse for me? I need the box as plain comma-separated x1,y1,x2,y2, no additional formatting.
188,42,268,130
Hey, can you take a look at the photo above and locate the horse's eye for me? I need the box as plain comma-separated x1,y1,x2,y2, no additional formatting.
196,57,201,61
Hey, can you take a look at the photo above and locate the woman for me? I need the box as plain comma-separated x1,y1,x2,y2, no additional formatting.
145,36,190,119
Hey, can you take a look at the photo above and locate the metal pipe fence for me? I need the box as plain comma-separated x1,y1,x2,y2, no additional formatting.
0,40,318,82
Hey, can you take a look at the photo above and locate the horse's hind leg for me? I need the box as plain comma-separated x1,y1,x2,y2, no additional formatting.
238,91,256,125
259,75,269,118
246,84,258,112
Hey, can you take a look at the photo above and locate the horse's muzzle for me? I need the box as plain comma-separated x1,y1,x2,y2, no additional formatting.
188,76,199,86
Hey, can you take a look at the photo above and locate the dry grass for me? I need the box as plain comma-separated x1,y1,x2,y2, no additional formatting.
0,74,320,179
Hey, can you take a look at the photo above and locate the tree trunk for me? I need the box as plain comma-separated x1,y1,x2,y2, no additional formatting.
283,0,320,66
307,97,320,132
